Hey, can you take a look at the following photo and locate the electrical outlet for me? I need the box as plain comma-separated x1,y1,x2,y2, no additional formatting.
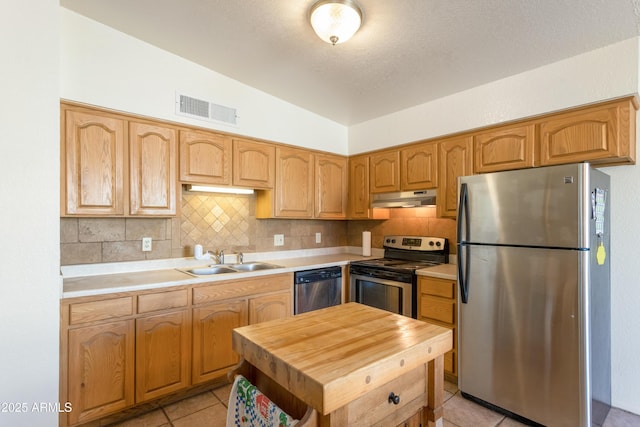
315,232,322,243
142,237,152,252
274,234,284,246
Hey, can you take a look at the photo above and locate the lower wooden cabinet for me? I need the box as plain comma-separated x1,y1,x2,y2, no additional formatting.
61,273,293,426
135,310,191,402
418,276,457,381
67,320,135,426
192,299,248,384
249,291,292,324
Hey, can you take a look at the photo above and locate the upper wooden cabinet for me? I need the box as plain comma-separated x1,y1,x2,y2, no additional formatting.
257,148,348,219
437,136,473,218
61,103,179,217
273,146,314,218
539,97,637,166
129,122,178,216
179,130,232,185
315,153,348,219
370,150,400,193
474,123,536,173
61,109,126,216
400,142,438,190
348,154,371,219
232,138,275,189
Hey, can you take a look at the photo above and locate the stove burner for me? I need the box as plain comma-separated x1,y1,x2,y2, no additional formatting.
351,235,449,273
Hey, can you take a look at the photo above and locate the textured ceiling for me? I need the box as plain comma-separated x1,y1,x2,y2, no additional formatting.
60,0,640,126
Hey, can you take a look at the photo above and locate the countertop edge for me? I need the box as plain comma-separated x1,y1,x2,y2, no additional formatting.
62,253,377,299
415,263,457,281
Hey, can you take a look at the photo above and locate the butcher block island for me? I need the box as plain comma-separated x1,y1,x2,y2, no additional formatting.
231,302,452,426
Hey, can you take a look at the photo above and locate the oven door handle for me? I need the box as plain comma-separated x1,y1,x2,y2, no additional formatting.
349,274,412,288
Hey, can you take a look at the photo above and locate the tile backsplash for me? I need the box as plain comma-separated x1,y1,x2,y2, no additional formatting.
60,195,455,265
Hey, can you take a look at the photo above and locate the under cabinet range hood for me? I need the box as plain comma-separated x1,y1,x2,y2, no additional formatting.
371,189,437,208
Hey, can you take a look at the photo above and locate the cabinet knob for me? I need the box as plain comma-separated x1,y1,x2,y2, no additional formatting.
388,392,400,405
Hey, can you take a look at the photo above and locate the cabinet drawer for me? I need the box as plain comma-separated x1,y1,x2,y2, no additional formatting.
69,297,133,325
420,296,455,324
345,365,425,426
137,289,188,314
193,273,292,305
420,278,455,299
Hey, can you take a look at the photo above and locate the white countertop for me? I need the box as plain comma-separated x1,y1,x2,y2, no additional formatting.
62,248,381,299
61,247,457,299
416,263,457,281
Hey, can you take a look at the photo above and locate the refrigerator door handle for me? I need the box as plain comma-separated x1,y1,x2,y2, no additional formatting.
457,182,470,303
457,182,469,243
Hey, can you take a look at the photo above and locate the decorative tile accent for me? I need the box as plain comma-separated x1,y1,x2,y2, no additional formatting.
180,193,253,252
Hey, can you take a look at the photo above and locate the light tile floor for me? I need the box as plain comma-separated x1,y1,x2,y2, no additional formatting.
108,381,640,427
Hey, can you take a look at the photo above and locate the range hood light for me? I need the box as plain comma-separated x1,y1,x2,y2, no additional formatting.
185,185,254,195
371,189,437,209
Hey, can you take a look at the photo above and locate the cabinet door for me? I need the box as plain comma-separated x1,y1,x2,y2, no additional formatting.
192,299,248,384
274,146,314,218
135,310,190,402
179,130,232,185
370,150,400,193
348,154,371,219
437,136,473,218
400,142,438,190
418,276,457,380
539,99,634,166
315,153,348,219
67,320,134,425
232,138,275,189
129,122,177,215
62,109,125,216
249,291,292,324
474,123,536,173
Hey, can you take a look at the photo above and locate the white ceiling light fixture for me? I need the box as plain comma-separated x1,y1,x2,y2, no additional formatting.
309,0,363,45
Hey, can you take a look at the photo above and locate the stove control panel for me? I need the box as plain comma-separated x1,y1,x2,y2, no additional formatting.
383,235,447,251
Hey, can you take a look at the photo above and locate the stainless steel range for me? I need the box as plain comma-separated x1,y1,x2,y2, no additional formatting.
349,235,449,318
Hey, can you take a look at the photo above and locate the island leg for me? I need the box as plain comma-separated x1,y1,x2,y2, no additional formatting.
424,354,444,427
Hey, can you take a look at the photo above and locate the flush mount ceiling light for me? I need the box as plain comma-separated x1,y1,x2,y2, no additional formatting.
309,0,363,45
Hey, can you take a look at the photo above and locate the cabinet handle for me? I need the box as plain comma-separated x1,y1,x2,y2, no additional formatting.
388,392,400,405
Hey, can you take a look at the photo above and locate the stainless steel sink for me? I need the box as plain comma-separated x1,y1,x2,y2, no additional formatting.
178,262,283,277
183,266,238,276
227,262,284,272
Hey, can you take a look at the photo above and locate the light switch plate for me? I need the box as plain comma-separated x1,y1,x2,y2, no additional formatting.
274,234,284,246
315,232,321,243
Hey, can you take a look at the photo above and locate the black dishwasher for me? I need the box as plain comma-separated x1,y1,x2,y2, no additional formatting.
294,266,342,314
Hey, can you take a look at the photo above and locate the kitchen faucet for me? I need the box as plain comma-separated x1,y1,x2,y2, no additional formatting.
207,249,224,264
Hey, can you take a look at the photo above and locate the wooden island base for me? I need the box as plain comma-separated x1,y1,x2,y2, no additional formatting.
230,303,452,427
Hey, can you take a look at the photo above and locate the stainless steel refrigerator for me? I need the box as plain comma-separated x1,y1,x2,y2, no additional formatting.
457,163,611,427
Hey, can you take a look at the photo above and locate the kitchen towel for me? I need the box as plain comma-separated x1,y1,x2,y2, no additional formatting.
362,231,371,256
227,374,299,427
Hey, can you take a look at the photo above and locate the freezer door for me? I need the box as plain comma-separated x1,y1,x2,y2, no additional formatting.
458,245,589,427
458,163,595,248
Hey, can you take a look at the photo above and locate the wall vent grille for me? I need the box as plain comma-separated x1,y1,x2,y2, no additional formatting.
175,93,238,126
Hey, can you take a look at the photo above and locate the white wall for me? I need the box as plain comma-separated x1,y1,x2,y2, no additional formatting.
350,37,640,415
0,1,60,426
60,8,348,155
349,38,639,154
